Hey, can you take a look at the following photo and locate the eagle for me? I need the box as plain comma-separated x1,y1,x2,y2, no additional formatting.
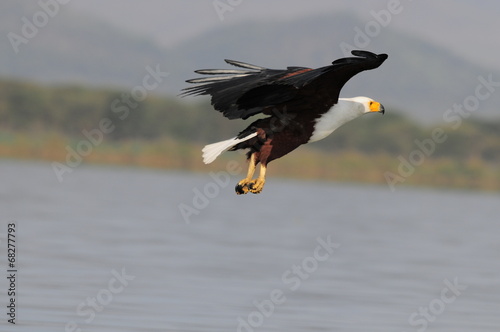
181,50,388,195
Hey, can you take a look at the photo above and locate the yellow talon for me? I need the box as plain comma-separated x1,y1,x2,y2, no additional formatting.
235,153,267,195
235,153,257,195
248,178,265,194
235,179,251,195
249,163,267,194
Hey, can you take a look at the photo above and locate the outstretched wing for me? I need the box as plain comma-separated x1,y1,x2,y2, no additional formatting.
181,60,309,119
181,50,388,120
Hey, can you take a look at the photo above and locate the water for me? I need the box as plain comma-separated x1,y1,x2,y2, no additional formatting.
0,160,499,331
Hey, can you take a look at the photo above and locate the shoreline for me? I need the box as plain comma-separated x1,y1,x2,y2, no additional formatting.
1,132,498,192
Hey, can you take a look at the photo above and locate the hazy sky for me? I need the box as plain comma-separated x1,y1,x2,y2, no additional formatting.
68,0,500,70
70,0,355,46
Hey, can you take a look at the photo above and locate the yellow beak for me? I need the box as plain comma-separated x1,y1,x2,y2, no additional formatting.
369,101,385,114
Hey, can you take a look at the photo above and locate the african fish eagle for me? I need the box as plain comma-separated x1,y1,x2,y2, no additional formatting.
181,50,388,195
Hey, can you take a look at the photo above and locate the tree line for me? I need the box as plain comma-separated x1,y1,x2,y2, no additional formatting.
0,78,499,163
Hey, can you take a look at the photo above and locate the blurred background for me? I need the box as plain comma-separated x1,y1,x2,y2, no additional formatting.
0,1,499,331
0,0,499,188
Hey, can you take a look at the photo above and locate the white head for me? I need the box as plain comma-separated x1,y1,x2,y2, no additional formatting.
340,96,385,115
308,96,385,143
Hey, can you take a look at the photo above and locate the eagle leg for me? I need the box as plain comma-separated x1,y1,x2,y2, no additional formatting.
248,163,267,194
235,153,257,195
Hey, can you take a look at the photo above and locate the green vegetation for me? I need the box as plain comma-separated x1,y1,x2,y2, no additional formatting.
0,78,499,191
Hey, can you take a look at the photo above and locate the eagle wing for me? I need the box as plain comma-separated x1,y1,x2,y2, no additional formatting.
181,50,388,120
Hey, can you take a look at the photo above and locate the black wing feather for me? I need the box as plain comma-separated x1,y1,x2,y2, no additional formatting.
181,50,388,120
181,64,300,119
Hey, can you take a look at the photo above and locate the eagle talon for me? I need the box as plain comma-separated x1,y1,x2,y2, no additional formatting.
235,179,251,195
235,184,249,195
248,178,265,194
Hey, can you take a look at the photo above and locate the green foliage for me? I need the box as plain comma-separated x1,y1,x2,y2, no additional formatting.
0,78,499,165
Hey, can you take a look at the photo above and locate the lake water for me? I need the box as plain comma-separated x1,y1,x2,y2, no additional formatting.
0,160,499,331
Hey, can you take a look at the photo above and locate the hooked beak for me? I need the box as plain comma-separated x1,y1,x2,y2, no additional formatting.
369,101,385,114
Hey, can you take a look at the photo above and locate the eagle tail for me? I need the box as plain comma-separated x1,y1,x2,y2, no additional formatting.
202,132,258,164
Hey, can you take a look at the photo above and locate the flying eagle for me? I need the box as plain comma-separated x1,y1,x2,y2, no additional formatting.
182,50,388,195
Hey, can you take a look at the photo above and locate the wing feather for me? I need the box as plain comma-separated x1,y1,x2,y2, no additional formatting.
181,50,388,120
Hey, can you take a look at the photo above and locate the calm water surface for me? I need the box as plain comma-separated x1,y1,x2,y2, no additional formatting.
0,160,499,331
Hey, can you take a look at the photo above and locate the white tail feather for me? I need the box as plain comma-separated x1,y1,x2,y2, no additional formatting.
202,132,257,164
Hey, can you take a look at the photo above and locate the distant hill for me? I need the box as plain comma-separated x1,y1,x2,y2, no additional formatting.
0,2,166,87
1,2,499,123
